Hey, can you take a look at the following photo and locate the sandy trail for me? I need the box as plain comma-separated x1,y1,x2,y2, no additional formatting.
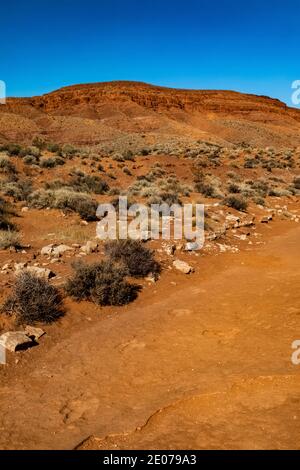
0,223,300,450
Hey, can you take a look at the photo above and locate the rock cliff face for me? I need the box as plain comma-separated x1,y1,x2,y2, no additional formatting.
0,81,300,147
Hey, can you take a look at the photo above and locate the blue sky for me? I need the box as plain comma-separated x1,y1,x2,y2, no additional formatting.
1,0,299,105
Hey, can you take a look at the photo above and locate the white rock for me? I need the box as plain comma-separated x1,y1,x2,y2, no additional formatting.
52,244,74,257
41,244,55,256
16,266,55,280
41,244,73,257
173,259,193,274
80,240,98,255
185,241,200,251
0,331,33,352
24,326,45,341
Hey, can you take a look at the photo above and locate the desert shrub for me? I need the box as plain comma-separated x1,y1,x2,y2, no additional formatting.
19,146,40,158
32,137,46,150
51,189,98,221
293,176,300,190
0,156,16,174
0,178,32,201
69,174,109,194
0,143,22,156
75,198,98,221
112,153,124,162
61,144,76,157
149,191,182,206
244,158,257,169
108,187,120,196
23,155,39,165
40,157,65,168
0,197,16,230
2,272,64,325
28,188,98,221
123,167,132,176
46,142,61,153
251,179,269,197
28,188,55,208
227,182,241,194
195,182,216,197
105,239,161,278
224,195,248,212
123,150,135,161
65,262,102,300
65,261,139,306
0,230,20,249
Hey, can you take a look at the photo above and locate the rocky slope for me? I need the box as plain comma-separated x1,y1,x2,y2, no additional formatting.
1,81,300,148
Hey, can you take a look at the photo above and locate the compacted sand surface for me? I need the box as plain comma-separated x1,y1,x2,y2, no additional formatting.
0,221,299,450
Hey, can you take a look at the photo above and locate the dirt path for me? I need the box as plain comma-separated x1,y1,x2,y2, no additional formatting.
1,223,300,449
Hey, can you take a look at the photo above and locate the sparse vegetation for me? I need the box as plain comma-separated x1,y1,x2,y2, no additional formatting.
224,195,248,212
0,229,20,249
2,272,64,325
105,239,161,278
28,188,98,221
65,261,140,306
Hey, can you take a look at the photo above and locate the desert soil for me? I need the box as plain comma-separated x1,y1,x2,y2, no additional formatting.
0,219,299,450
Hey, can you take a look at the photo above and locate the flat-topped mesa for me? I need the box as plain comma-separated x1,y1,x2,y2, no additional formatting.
1,81,300,147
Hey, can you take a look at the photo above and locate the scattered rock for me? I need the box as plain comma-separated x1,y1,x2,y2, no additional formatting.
80,240,98,255
233,234,247,241
41,244,55,256
21,207,29,213
41,244,73,257
24,326,45,341
14,263,55,280
260,215,273,223
173,259,193,274
0,331,33,352
185,241,200,251
163,243,176,256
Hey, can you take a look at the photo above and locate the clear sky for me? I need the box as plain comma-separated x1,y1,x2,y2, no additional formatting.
1,0,299,105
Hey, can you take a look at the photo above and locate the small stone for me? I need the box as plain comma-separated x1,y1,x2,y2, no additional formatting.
185,241,200,251
41,244,55,256
80,240,98,255
24,326,45,341
173,259,193,274
261,215,272,223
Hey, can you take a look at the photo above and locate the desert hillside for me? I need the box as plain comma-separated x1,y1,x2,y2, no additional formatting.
1,81,300,148
0,81,299,450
